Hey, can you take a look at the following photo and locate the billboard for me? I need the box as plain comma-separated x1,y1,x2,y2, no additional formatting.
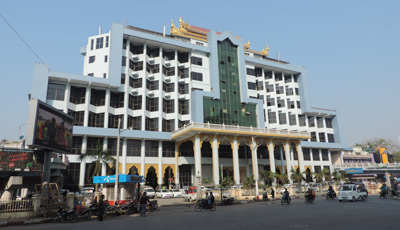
345,168,364,174
93,175,145,184
0,150,43,171
26,99,73,153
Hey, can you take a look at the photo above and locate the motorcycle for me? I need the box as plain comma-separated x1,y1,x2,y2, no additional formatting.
75,206,92,221
281,195,291,205
379,190,387,199
305,194,314,204
195,199,216,211
51,206,78,223
147,200,158,212
326,190,336,200
221,196,234,205
391,189,400,199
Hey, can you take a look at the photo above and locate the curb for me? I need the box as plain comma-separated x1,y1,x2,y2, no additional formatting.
0,218,51,226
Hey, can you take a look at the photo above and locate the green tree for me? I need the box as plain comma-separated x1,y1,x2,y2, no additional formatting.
290,167,305,185
322,168,332,181
80,142,115,191
332,170,347,184
259,170,274,186
355,138,400,153
221,176,234,188
275,173,288,186
313,171,324,183
243,175,255,189
393,151,400,162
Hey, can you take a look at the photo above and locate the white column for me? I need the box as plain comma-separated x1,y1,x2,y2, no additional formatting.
328,149,333,175
231,137,240,185
280,146,285,173
158,141,163,187
268,141,276,174
64,85,71,113
284,142,292,183
175,142,179,186
83,88,91,127
251,137,260,197
79,135,87,188
212,136,220,185
122,138,127,174
194,135,202,178
141,140,145,177
297,143,305,175
102,137,108,176
104,90,110,128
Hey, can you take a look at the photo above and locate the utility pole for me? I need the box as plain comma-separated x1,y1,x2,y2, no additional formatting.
114,118,121,203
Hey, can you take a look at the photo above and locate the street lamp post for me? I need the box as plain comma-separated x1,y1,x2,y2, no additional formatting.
114,118,121,203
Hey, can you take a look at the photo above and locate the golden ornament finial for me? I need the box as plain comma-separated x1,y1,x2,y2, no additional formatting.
235,35,239,39
171,19,176,29
244,41,250,49
261,44,269,56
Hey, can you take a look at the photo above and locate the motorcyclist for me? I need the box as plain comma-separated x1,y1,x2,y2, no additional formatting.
208,192,215,206
327,186,336,198
380,183,388,195
306,188,314,201
282,188,290,202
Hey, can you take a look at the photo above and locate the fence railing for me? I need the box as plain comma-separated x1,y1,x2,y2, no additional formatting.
0,199,34,213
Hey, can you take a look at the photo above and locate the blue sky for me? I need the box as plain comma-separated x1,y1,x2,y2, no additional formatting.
0,0,399,146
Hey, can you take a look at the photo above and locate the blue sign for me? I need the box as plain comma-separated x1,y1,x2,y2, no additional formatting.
93,174,144,184
345,168,364,174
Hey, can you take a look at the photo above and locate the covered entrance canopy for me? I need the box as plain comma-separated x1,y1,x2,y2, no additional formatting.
172,122,311,185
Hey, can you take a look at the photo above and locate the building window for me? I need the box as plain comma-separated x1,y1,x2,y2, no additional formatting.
70,86,86,104
312,149,320,161
121,74,125,83
264,71,273,79
275,85,284,94
308,116,315,127
146,80,159,90
277,99,285,108
279,113,287,124
88,112,104,128
127,139,141,156
163,82,174,93
319,132,326,142
128,116,141,130
256,81,264,90
295,88,299,95
266,97,275,106
145,140,158,156
129,77,142,88
122,56,126,67
311,132,317,142
178,52,189,63
191,56,202,66
162,141,175,157
96,37,103,49
71,136,82,154
108,114,123,129
179,100,189,115
130,60,144,71
265,84,274,93
110,92,124,108
178,120,189,128
287,100,295,109
163,99,174,113
87,137,104,152
303,148,311,161
123,38,127,49
297,101,301,109
46,83,65,101
104,55,108,62
317,117,324,128
179,83,189,94
163,66,175,76
147,47,159,58
88,73,94,76
89,56,95,63
285,87,294,96
314,166,321,173
68,110,84,126
146,97,159,112
105,36,109,48
162,119,175,132
104,73,107,79
146,63,159,74
107,138,121,156
328,134,335,143
129,95,142,110
284,75,292,83
163,50,175,61
268,111,277,124
289,114,297,126
247,82,256,90
298,115,306,126
325,117,333,128
275,73,283,81
130,44,144,55
90,39,94,50
178,67,189,78
145,117,158,131
322,149,329,161
246,68,255,76
191,72,203,81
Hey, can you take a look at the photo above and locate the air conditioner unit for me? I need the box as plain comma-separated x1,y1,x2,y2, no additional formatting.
149,59,155,64
165,62,171,67
132,73,139,79
132,91,139,95
165,78,171,83
165,94,171,99
132,57,139,61
148,91,155,97
148,75,155,80
179,79,185,83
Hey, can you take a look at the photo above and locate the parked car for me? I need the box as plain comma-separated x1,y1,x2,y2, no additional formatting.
171,189,183,198
156,189,172,198
81,187,95,194
338,183,368,202
142,186,156,198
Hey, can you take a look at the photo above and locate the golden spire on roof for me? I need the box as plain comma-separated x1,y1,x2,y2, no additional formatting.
235,35,239,39
244,41,250,49
261,45,269,56
170,19,179,34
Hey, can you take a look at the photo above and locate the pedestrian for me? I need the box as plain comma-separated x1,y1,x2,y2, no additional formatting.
271,188,275,200
98,195,105,221
262,189,268,201
140,192,150,217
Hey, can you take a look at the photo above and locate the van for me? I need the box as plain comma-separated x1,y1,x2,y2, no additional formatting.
338,183,367,202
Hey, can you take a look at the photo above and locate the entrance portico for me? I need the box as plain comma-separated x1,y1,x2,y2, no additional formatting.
172,122,310,186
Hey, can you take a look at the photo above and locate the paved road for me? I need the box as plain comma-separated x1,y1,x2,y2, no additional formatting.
4,195,399,230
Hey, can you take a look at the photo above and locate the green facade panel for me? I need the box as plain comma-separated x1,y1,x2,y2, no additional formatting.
203,39,257,127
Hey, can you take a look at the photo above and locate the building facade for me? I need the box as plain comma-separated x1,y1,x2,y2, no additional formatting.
31,18,346,192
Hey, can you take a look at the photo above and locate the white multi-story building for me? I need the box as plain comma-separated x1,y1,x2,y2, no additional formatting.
31,18,346,196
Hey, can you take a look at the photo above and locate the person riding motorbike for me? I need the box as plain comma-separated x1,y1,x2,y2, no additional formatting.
380,183,388,195
306,188,315,201
282,188,290,202
327,186,336,198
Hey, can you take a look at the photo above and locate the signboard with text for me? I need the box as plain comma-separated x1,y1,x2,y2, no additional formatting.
345,168,364,174
93,174,144,184
0,150,43,171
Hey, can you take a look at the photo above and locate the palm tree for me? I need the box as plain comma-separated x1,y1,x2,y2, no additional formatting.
259,170,274,186
275,173,288,187
290,167,305,185
332,170,347,184
243,175,255,189
221,176,235,188
313,171,324,183
80,142,115,191
322,168,332,181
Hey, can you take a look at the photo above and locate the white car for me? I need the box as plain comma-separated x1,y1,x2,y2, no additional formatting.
143,187,156,198
171,189,183,198
338,183,367,202
156,189,173,198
